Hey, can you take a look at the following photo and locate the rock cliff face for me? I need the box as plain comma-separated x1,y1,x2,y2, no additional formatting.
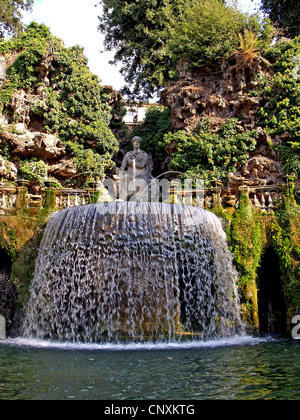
160,56,284,190
0,46,123,190
0,59,74,185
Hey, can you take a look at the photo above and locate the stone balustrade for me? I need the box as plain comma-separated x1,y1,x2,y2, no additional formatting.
56,189,90,209
249,185,283,211
169,182,298,211
0,178,298,214
0,187,17,213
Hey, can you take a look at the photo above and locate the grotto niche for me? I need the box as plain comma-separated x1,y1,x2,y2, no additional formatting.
0,247,15,332
257,247,286,335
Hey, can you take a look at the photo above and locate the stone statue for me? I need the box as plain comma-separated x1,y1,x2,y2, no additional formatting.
120,136,154,198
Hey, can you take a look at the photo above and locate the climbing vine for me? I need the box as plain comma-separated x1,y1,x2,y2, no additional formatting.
227,187,300,330
258,36,300,178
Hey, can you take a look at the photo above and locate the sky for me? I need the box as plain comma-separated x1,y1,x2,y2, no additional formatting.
21,0,262,93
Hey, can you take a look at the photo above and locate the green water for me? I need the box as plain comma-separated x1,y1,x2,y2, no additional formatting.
1,336,300,400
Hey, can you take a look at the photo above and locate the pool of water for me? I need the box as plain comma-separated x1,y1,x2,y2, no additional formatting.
1,335,300,400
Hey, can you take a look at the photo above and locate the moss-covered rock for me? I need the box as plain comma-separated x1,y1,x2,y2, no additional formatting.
227,186,300,334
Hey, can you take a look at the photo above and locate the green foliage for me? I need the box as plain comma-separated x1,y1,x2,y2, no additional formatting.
162,119,258,185
65,142,113,180
281,142,300,176
11,226,46,309
0,22,52,95
258,37,300,177
0,223,19,258
0,68,18,111
0,0,33,39
228,196,266,327
40,41,119,159
99,0,271,99
19,159,48,185
0,23,52,108
169,0,261,67
227,193,300,328
132,104,172,170
260,0,300,38
269,203,300,311
0,22,119,182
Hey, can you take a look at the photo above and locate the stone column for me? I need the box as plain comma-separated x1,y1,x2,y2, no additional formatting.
44,188,57,209
15,180,29,210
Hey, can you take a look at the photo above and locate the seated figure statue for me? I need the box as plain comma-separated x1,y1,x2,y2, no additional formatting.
120,136,157,200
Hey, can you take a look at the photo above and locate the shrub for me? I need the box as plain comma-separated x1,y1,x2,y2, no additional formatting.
0,22,119,182
162,119,258,185
19,159,48,185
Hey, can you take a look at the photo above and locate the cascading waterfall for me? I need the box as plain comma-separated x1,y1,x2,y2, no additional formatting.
22,202,244,343
0,270,10,311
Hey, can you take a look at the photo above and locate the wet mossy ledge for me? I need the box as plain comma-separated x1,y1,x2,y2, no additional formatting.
0,204,51,334
217,185,300,335
0,186,300,337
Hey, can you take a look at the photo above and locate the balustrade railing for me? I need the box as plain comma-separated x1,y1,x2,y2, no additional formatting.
249,186,283,211
0,179,298,214
169,183,297,211
0,187,17,212
56,189,90,209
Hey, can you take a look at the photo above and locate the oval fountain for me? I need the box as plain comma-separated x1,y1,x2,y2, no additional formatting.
21,138,244,344
21,201,243,343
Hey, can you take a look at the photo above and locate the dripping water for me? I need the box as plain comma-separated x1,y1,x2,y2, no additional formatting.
22,202,243,343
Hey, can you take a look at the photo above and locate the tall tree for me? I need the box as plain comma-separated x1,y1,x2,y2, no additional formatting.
98,0,181,100
0,0,33,39
260,0,300,38
98,0,267,100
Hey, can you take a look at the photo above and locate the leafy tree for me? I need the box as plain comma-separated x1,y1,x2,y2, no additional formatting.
98,0,268,99
169,0,256,66
0,0,33,39
98,0,181,100
260,0,300,38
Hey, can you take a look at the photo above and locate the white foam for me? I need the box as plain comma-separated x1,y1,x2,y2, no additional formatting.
2,335,265,352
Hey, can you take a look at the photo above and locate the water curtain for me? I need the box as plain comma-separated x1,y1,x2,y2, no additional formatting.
22,202,243,343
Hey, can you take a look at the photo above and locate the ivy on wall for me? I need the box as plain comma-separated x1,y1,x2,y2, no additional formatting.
258,36,300,178
227,187,300,331
0,22,120,183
